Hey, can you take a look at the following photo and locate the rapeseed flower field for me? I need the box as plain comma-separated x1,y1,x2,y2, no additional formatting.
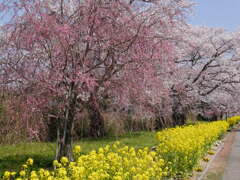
2,117,240,180
226,116,240,128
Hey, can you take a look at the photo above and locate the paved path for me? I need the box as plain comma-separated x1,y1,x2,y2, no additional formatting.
222,129,240,180
201,128,238,180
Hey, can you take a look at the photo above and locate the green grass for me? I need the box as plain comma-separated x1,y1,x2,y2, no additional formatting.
0,131,157,175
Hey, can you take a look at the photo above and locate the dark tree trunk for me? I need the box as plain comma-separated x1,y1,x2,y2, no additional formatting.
55,86,76,161
55,115,74,161
170,86,186,126
220,111,223,120
88,93,105,138
155,116,167,130
172,111,186,126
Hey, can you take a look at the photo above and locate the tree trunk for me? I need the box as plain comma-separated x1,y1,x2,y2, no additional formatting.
88,93,105,138
172,111,186,126
155,116,167,130
55,115,74,161
55,85,76,161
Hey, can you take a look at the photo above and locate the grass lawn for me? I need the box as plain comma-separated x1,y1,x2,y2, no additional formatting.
0,131,157,175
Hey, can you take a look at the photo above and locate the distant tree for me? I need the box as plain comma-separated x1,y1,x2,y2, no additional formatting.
174,26,240,118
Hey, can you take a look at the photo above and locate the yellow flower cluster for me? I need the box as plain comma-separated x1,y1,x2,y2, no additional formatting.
2,121,230,180
156,121,229,177
226,116,240,128
3,158,33,180
3,144,168,180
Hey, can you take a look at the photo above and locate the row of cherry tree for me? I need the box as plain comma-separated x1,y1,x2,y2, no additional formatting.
0,0,240,159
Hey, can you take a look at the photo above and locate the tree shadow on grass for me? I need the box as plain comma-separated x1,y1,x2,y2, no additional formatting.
0,154,53,176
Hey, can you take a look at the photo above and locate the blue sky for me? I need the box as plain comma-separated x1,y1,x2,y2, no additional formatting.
1,0,239,30
189,0,240,30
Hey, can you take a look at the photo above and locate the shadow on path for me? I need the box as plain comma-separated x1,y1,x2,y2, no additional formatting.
229,129,240,132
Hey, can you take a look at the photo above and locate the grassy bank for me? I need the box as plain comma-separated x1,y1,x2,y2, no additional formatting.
0,131,157,176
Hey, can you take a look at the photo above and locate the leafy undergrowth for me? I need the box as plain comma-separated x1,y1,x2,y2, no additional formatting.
0,131,157,177
2,120,235,180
